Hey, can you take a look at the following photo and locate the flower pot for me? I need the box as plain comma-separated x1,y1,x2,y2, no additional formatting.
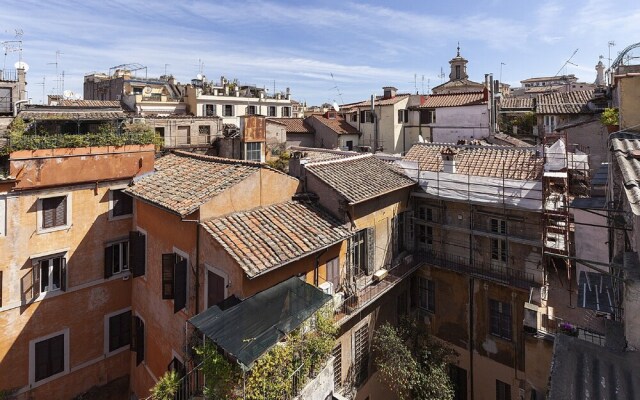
607,124,619,134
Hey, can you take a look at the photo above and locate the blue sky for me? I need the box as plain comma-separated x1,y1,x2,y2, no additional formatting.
2,0,640,105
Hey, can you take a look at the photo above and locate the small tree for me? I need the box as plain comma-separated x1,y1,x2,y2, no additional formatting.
601,107,619,126
373,319,457,400
150,370,180,400
195,341,240,399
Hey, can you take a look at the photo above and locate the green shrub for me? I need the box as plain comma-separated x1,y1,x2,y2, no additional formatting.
601,107,619,126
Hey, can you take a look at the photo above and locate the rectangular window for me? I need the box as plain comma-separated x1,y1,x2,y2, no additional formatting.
544,115,557,133
360,110,374,123
268,106,276,117
351,113,358,122
397,109,408,123
131,315,145,365
490,299,512,340
333,344,342,389
199,125,211,144
354,324,369,384
223,104,234,117
418,206,434,222
496,380,511,400
490,218,507,263
41,196,67,230
349,228,374,276
418,225,433,250
419,277,435,312
282,107,291,117
326,257,340,290
205,104,215,116
34,333,65,382
162,253,188,313
110,189,133,218
108,310,131,352
247,105,257,115
104,240,129,278
34,255,66,295
245,142,262,162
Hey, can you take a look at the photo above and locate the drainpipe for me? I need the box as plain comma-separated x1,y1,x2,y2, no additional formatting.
469,277,475,400
13,99,29,117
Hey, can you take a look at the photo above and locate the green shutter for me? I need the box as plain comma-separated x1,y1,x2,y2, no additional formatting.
366,227,375,275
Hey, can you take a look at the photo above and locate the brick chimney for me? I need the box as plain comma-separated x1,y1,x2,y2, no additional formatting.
382,86,397,99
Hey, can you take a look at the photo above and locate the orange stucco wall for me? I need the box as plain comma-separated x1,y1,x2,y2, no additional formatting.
10,145,155,190
0,182,134,399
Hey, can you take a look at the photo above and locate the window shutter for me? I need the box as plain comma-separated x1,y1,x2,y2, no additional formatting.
130,315,137,352
360,110,365,122
162,253,176,299
42,200,54,229
104,245,113,279
109,313,120,352
23,262,40,302
55,197,66,227
60,258,67,291
136,317,144,365
404,211,414,250
174,258,187,313
366,227,375,275
129,231,146,277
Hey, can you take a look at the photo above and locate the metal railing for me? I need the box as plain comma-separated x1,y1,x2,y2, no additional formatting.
418,250,537,290
539,317,606,346
0,69,17,81
174,361,205,400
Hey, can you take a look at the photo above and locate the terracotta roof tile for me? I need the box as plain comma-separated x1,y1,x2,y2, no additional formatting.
59,100,121,107
267,118,314,133
125,151,265,216
19,110,126,120
500,97,535,110
308,114,359,135
536,90,594,114
416,91,486,108
305,154,416,204
201,201,351,277
404,143,543,180
343,94,411,108
431,78,485,92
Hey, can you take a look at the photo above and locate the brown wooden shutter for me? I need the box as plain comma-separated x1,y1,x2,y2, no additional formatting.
130,315,137,352
104,246,113,279
366,227,375,275
129,231,146,277
135,316,145,365
173,258,187,313
32,261,40,299
42,199,55,229
55,197,66,226
162,253,176,299
109,313,120,352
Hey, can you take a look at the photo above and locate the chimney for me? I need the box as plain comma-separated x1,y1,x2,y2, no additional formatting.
595,60,605,86
441,147,457,173
382,86,397,99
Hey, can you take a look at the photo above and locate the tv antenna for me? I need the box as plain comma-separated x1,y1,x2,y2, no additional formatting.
329,73,344,105
2,40,22,72
438,67,445,83
34,76,45,104
48,50,63,97
555,48,579,76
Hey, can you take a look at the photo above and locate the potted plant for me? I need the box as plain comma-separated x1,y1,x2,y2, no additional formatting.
601,107,619,133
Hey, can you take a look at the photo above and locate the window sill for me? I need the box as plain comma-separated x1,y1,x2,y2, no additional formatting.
105,345,130,358
108,213,132,222
30,368,68,388
36,224,71,235
490,333,513,342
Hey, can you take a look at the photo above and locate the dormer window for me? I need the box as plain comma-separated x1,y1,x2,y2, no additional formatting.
456,65,461,80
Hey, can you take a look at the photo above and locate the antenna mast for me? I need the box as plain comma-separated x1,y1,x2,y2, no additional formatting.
555,48,579,77
329,73,344,105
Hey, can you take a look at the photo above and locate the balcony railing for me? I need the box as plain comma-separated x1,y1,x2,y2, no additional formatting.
0,69,17,81
418,250,537,290
334,253,423,324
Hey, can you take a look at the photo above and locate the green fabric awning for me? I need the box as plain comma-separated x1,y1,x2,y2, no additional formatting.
189,276,332,368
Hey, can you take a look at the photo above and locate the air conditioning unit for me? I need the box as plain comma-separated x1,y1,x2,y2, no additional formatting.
319,281,334,295
372,269,388,283
116,94,122,100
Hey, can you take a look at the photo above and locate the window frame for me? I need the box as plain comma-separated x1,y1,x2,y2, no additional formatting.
0,194,6,237
105,239,130,278
489,299,513,341
245,142,263,162
104,307,132,355
282,106,291,117
418,277,435,313
29,328,69,386
37,193,72,234
223,104,234,117
32,252,67,296
496,379,512,400
205,104,216,116
109,187,133,221
268,106,277,117
397,109,409,124
247,105,257,115
490,218,507,263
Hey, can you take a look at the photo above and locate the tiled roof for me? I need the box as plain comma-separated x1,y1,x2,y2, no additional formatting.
610,132,640,215
308,114,360,135
489,133,532,147
124,151,264,216
343,93,410,108
536,89,594,114
500,97,535,110
201,201,351,278
404,143,543,180
19,110,126,120
305,154,416,204
267,118,314,133
416,91,486,108
59,100,121,107
289,146,358,162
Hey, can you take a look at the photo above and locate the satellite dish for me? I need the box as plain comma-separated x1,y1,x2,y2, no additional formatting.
63,90,73,99
418,134,425,143
196,73,203,80
332,101,340,112
143,86,152,94
14,61,29,72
